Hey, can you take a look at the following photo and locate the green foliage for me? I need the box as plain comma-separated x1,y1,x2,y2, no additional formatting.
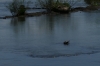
6,0,26,16
37,0,71,11
18,5,26,16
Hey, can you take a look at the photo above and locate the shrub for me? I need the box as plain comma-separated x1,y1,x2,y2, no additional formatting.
37,0,71,12
37,0,81,12
18,5,26,16
6,0,26,16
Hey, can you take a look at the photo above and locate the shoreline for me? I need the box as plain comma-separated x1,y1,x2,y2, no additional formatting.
0,5,100,19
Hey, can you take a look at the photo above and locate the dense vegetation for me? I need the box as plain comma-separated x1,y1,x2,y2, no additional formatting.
37,0,71,12
6,0,26,16
6,0,100,17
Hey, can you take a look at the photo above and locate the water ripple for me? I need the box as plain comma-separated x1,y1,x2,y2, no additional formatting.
28,51,100,58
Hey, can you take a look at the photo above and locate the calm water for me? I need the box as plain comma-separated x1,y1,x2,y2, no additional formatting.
0,0,100,58
0,11,100,57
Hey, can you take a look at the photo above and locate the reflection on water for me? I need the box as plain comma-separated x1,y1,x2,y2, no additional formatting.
0,11,100,58
10,17,26,34
11,17,25,26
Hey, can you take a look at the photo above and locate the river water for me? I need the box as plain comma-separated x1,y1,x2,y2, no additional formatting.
0,0,100,58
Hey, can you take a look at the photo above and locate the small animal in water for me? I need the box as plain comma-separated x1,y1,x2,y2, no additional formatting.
63,41,69,45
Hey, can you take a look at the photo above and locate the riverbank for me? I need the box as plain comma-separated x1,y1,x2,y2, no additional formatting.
0,5,100,19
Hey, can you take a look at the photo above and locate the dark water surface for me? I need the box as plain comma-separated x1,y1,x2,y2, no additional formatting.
0,11,100,58
0,0,100,58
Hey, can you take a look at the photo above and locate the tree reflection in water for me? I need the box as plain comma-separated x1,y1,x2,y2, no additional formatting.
10,17,27,34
